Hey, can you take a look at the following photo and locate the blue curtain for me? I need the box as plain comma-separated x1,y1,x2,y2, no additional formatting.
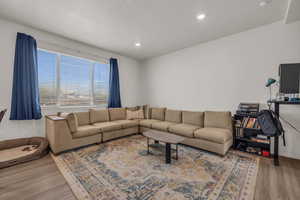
10,33,42,120
108,58,122,108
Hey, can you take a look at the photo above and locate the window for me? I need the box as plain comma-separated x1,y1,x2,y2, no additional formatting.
38,50,57,106
37,49,109,107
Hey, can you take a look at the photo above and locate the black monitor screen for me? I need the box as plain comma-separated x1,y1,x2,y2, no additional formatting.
279,63,300,94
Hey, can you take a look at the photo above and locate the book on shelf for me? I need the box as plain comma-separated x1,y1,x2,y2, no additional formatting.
256,135,268,140
246,118,256,128
250,137,269,144
242,117,249,127
237,128,244,137
246,147,262,155
253,120,258,129
237,103,260,115
236,111,258,116
240,117,258,129
256,123,260,129
235,119,242,127
235,127,244,137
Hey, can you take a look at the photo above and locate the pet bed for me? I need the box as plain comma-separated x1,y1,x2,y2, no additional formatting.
0,137,49,169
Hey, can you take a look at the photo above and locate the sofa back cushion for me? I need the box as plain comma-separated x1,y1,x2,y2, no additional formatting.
109,108,126,121
150,107,166,121
90,109,109,123
59,113,78,133
126,109,144,120
126,106,140,111
182,111,204,127
74,112,90,126
165,109,182,123
204,111,232,130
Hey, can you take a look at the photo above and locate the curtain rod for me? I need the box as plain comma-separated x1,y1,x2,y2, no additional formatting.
37,40,110,62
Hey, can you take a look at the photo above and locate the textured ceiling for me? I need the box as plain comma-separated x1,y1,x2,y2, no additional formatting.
0,0,290,60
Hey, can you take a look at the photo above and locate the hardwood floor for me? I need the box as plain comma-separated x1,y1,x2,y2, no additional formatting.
0,155,75,200
255,157,300,200
0,154,299,200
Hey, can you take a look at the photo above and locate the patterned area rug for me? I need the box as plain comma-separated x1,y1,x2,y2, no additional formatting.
52,135,259,200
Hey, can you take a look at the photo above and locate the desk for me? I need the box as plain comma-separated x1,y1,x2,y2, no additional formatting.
268,100,300,166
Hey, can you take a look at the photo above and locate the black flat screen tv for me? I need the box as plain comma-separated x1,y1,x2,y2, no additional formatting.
279,63,300,94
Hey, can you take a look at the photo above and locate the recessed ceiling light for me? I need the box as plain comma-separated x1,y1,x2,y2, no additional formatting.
259,0,271,7
135,42,141,47
196,13,206,21
259,1,267,7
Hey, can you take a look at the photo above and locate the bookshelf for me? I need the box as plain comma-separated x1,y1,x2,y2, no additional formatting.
233,103,271,157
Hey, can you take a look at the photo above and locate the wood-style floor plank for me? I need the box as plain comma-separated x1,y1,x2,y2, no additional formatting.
254,157,300,200
0,154,299,200
0,155,76,200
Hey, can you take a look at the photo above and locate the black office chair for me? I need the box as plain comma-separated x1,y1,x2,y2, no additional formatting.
0,109,7,123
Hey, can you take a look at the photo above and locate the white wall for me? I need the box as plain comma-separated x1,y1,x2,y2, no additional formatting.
1,17,300,160
0,18,142,140
141,21,300,159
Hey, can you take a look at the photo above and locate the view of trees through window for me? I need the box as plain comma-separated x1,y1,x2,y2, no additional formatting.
38,49,109,106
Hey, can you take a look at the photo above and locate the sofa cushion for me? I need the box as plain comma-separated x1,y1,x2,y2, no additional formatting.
139,119,161,128
113,120,139,128
169,124,200,138
165,109,182,123
194,128,232,144
93,122,122,132
59,113,78,133
182,111,204,127
126,106,140,111
150,107,166,121
90,109,109,123
109,108,126,121
126,109,144,120
72,125,100,139
152,121,177,131
204,111,232,129
74,112,90,126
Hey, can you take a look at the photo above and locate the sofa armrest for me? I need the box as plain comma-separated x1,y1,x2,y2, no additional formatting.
45,116,73,154
45,115,65,121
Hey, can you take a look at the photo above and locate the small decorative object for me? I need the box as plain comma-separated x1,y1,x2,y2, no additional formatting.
284,96,289,101
265,78,277,101
265,78,276,87
262,150,270,157
0,109,7,123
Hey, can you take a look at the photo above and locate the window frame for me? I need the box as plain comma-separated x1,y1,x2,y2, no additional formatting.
37,48,109,109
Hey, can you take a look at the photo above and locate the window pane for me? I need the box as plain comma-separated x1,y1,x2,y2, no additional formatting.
38,50,57,106
60,55,92,106
94,62,109,105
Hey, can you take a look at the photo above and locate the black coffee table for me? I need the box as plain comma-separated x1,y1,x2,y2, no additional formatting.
143,130,184,164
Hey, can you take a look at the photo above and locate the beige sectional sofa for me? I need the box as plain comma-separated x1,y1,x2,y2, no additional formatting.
46,107,233,155
46,108,139,154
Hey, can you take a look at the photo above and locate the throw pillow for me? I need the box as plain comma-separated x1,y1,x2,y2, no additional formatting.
126,109,144,120
126,106,140,111
58,112,78,133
